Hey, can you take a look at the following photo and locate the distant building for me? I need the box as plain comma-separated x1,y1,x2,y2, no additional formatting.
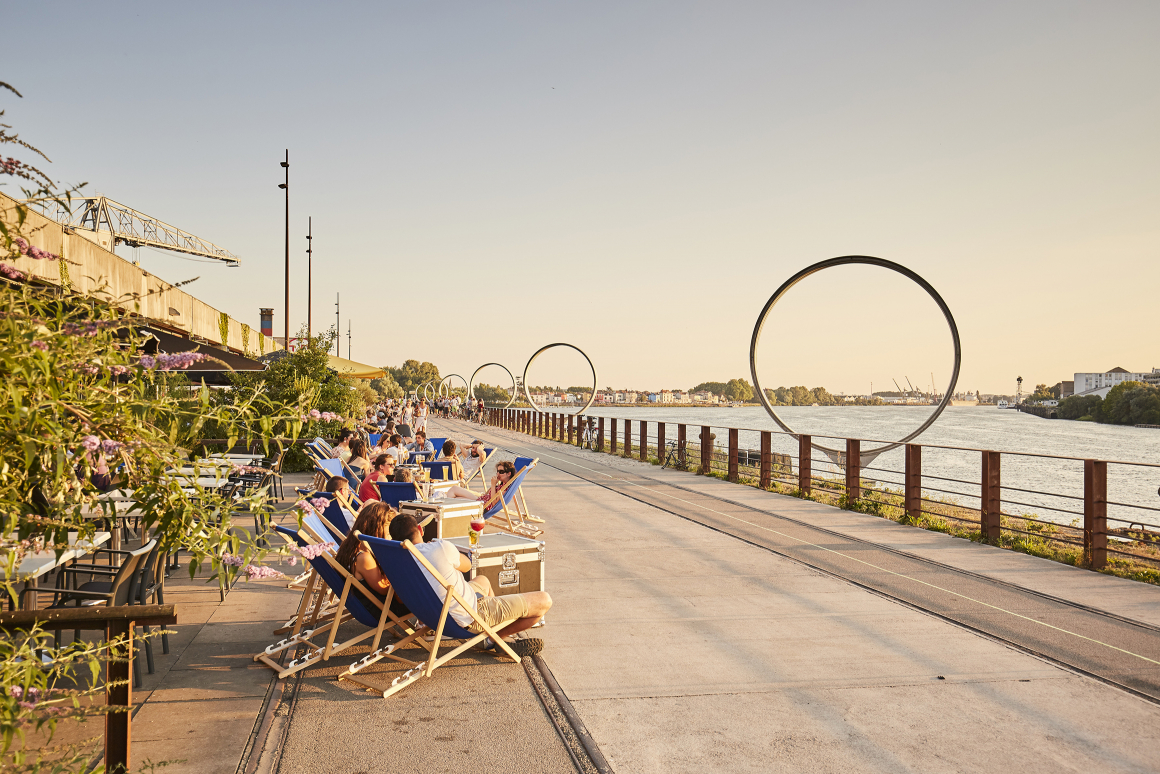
1073,368,1152,396
660,390,674,403
1145,369,1160,387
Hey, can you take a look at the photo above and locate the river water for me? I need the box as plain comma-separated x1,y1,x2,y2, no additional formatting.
574,406,1160,529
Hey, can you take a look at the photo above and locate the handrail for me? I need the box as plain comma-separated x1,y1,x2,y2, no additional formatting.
0,603,178,774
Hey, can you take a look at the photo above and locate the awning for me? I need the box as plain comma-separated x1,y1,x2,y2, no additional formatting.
326,354,385,380
141,327,268,384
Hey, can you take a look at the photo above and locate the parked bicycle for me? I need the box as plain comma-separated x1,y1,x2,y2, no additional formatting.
580,416,599,450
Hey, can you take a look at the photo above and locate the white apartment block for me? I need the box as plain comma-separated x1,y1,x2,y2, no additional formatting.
1072,368,1154,398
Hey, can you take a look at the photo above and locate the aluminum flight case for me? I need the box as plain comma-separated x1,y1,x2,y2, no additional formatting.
445,533,546,597
400,497,483,542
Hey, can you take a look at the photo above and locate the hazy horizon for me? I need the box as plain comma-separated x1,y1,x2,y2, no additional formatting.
4,2,1157,394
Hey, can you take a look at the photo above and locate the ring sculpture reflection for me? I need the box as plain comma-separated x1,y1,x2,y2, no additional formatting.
522,343,598,417
749,256,961,466
469,363,517,409
437,373,469,398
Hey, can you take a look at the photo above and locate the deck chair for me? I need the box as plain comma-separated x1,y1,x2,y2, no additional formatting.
426,437,448,455
313,436,337,457
346,533,523,698
480,458,542,538
462,447,495,487
273,516,341,629
406,451,433,464
254,519,426,680
421,460,455,481
512,456,541,524
368,433,382,447
375,481,425,511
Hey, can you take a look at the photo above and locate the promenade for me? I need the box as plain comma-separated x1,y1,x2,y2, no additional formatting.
110,418,1160,773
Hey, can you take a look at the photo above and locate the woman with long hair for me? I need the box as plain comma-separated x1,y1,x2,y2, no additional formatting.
333,501,409,617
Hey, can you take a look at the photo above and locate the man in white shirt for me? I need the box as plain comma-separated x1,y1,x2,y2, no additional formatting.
389,514,550,656
459,439,488,486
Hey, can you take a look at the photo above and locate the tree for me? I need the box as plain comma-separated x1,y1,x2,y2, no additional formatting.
370,372,404,400
691,381,728,396
1058,394,1103,420
724,378,754,402
788,385,813,406
388,359,441,394
1030,383,1054,402
1101,381,1156,425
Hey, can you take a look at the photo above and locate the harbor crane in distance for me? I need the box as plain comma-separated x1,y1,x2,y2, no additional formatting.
905,375,915,392
22,194,240,266
892,378,904,393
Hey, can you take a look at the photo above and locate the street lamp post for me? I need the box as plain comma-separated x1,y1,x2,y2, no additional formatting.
278,150,289,348
306,217,312,340
334,293,340,356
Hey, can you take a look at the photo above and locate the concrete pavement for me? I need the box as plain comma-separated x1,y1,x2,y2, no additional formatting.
439,416,1160,773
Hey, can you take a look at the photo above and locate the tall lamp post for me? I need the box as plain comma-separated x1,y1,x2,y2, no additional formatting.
306,217,312,340
278,150,289,348
334,293,340,356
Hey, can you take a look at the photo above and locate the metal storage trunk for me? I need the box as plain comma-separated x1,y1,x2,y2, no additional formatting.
446,533,545,597
400,498,483,541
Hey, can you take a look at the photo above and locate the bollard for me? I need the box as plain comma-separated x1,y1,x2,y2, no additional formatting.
657,423,665,466
728,429,739,482
981,451,1001,543
845,439,861,501
1084,459,1107,569
798,434,811,494
640,421,648,461
700,426,711,474
904,444,922,521
760,432,772,489
678,424,687,468
597,417,605,452
610,418,618,453
624,420,632,457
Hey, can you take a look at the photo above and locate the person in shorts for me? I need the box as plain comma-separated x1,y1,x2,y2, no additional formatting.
388,514,550,656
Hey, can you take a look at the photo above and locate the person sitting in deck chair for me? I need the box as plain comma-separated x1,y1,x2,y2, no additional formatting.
333,429,356,463
388,514,550,656
438,440,466,483
440,460,514,504
358,454,396,502
335,502,410,618
406,430,436,460
458,439,489,486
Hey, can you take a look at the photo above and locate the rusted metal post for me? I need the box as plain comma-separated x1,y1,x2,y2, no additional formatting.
657,423,665,466
640,421,648,461
760,431,772,489
678,424,687,468
610,418,618,453
905,444,922,520
105,617,132,774
1084,459,1107,569
728,429,739,482
798,435,811,494
597,417,605,452
700,426,711,474
845,439,861,502
568,415,575,445
981,451,1001,543
624,420,632,457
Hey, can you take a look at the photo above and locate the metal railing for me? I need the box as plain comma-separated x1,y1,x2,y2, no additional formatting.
487,407,1160,573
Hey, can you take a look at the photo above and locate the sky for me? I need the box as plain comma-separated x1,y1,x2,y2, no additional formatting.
4,1,1158,395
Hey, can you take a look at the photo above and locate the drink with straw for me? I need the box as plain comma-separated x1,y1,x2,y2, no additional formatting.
469,517,485,546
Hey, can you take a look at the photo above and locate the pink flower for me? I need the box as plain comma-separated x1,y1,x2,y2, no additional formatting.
31,341,48,351
310,497,331,512
293,542,336,560
9,686,23,699
309,409,321,420
220,554,245,567
138,355,156,369
12,237,58,261
0,263,24,280
154,352,213,370
80,435,100,452
244,564,284,580
18,701,35,711
101,440,123,454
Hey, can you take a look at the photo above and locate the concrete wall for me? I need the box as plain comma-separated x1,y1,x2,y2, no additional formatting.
1,192,280,355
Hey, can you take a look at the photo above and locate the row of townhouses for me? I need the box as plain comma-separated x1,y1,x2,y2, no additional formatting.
528,389,728,405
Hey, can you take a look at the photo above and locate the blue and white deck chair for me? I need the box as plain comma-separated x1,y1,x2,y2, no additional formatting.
368,433,382,447
345,533,523,698
481,458,541,538
375,481,424,511
313,436,337,457
254,518,426,680
426,437,448,455
406,451,433,464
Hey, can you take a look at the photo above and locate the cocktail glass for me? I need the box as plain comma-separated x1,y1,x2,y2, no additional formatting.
469,518,485,546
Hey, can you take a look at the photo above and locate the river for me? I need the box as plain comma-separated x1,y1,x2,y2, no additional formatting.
571,406,1160,529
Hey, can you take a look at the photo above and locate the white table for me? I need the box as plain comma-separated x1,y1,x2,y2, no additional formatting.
208,453,266,463
6,531,111,609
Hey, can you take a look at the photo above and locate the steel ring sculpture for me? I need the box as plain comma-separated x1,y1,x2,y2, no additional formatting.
750,256,961,464
438,373,469,398
419,381,436,401
469,363,517,409
522,343,598,417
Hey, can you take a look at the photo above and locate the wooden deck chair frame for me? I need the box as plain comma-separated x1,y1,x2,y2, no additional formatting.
273,518,341,629
254,522,427,679
479,459,542,538
345,533,523,699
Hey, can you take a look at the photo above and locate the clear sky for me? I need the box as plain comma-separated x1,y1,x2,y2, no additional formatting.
4,2,1157,395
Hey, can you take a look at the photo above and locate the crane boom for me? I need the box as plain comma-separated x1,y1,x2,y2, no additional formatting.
23,195,240,266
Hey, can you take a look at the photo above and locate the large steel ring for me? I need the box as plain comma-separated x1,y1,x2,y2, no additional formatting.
522,343,598,417
438,373,469,398
469,363,517,409
420,381,436,401
750,256,961,463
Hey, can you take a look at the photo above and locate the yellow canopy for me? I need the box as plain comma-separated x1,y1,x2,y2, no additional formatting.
327,354,385,380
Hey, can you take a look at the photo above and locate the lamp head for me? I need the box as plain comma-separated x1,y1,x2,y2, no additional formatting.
280,161,289,168
278,183,287,189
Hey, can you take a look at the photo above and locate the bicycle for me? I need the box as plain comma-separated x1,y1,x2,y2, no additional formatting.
661,440,688,470
580,417,599,450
